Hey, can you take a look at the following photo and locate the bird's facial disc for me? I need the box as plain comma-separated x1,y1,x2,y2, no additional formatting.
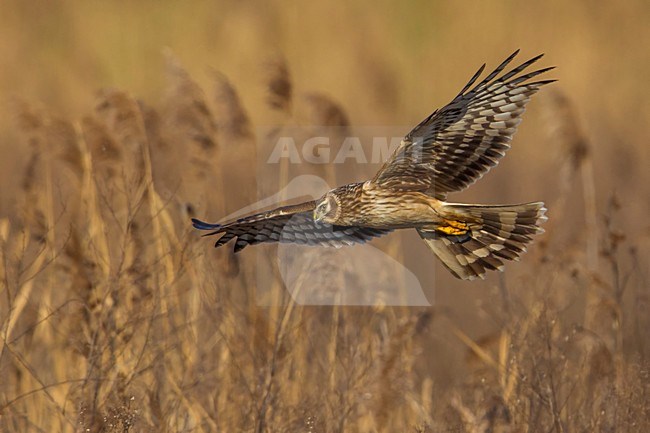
313,195,338,223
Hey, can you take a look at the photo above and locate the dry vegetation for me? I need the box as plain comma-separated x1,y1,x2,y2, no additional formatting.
1,1,649,432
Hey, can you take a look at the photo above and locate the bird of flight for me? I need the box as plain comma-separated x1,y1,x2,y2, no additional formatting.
193,50,554,280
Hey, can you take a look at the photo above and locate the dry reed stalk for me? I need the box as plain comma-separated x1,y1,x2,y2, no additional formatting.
211,70,257,202
127,112,196,433
375,314,419,428
11,105,85,416
80,115,123,178
543,88,596,271
163,49,219,163
94,89,148,179
301,92,351,130
542,90,645,429
95,88,177,287
75,115,124,340
162,51,241,288
208,70,259,280
497,329,511,395
265,55,292,197
137,109,178,290
254,252,314,433
13,101,56,288
450,394,490,433
0,226,47,353
2,103,86,430
300,92,349,184
90,92,146,297
542,91,621,421
47,117,84,182
77,119,116,280
76,89,190,432
456,297,582,430
0,218,8,285
326,302,341,417
453,325,499,370
419,377,434,425
265,55,293,115
73,114,115,371
260,56,295,341
212,70,254,141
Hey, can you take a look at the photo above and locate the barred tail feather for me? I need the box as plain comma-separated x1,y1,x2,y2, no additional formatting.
418,202,547,280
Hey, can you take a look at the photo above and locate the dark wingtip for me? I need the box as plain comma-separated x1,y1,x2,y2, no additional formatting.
503,49,521,65
191,218,221,231
531,79,558,86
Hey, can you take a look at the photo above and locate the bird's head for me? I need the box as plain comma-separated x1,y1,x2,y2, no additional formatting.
313,193,340,224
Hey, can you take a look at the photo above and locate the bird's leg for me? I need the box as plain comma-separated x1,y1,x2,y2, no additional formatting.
435,219,469,236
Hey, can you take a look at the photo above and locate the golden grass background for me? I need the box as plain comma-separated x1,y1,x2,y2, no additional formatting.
1,1,649,431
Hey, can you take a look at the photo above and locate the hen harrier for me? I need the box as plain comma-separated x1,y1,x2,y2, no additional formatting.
193,50,554,280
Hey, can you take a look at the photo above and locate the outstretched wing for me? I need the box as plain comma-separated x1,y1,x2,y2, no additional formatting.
192,200,392,252
372,50,555,199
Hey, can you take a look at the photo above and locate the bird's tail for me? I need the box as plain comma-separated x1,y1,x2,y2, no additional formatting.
418,202,547,280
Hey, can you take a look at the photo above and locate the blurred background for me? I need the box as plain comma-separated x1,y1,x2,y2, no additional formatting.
0,1,648,432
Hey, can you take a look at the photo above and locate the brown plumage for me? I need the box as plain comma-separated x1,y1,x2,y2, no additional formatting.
193,50,553,280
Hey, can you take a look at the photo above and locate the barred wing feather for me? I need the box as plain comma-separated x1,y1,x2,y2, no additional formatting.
192,201,392,252
372,50,555,199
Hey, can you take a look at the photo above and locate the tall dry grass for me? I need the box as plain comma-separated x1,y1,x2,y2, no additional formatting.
1,53,648,433
1,1,649,432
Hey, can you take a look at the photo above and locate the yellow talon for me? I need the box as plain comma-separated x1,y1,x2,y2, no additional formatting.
436,220,469,236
